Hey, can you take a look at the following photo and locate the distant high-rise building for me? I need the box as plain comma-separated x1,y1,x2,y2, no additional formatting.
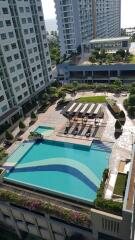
54,0,121,55
0,0,52,128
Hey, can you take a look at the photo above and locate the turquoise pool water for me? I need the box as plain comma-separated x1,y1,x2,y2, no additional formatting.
4,140,111,203
34,126,54,135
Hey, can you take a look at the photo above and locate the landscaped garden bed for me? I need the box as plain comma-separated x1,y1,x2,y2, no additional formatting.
78,96,106,103
0,189,91,228
113,173,128,197
95,169,123,215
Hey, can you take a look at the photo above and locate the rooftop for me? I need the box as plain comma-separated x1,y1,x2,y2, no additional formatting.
90,37,130,44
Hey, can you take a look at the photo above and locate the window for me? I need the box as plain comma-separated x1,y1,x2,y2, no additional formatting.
39,73,42,77
1,33,6,40
22,18,26,24
22,82,26,88
14,54,19,60
5,20,11,26
30,58,34,63
12,76,18,82
28,49,32,54
40,16,43,21
10,66,15,73
26,39,30,44
0,95,4,102
2,8,8,14
30,28,34,33
32,37,35,43
19,73,24,79
18,95,22,101
38,6,41,11
24,91,28,97
24,29,28,34
35,56,39,61
17,63,21,70
40,81,43,85
28,17,32,23
34,75,37,81
37,64,41,69
32,67,36,72
4,45,9,51
41,26,44,31
8,32,14,38
7,56,12,62
33,47,37,52
36,84,39,88
0,21,4,28
15,86,20,92
11,43,17,49
26,7,30,12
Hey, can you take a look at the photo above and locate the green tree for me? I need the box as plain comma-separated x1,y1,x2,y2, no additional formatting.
5,130,14,141
19,120,26,130
128,95,135,106
41,93,49,105
31,111,37,121
58,91,66,99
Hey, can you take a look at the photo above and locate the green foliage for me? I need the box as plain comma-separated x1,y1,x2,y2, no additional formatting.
48,38,60,64
128,94,135,106
0,146,7,161
89,48,132,64
95,169,123,215
31,111,37,120
0,189,91,228
5,130,14,141
58,91,66,99
114,173,127,196
119,111,125,119
78,96,106,103
19,120,26,129
41,92,49,105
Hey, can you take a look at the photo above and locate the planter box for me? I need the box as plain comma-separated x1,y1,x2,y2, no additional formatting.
19,127,26,133
115,128,122,133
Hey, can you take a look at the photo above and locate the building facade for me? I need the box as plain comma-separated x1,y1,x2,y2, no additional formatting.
54,0,121,55
0,0,52,130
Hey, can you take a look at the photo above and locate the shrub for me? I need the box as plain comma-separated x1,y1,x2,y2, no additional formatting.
5,130,14,141
115,120,122,130
19,120,26,129
31,111,37,120
95,169,123,215
58,91,66,99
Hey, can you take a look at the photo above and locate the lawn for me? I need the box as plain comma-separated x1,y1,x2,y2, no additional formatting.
129,55,135,64
78,96,106,103
113,173,127,196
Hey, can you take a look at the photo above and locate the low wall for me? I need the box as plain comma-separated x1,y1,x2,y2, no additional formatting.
0,200,132,240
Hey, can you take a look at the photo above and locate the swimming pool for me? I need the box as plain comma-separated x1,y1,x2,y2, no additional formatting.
4,140,111,204
34,126,54,136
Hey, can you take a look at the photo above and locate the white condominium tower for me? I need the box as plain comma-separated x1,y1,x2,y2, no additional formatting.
54,0,121,55
0,0,52,130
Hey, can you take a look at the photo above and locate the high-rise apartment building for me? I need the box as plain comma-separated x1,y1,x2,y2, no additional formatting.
0,0,52,129
54,0,121,55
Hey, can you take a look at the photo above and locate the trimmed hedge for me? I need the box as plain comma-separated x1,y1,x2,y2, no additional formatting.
94,169,123,215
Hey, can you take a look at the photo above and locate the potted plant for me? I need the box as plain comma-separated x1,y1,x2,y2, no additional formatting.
115,120,122,133
19,120,26,133
5,130,14,143
31,111,37,123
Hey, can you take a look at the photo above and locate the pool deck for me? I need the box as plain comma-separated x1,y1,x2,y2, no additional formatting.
1,92,135,209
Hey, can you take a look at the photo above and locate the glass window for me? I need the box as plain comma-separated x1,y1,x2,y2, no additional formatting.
1,33,6,40
24,91,28,97
14,53,19,60
5,20,11,26
19,73,24,79
18,95,22,101
22,18,26,24
30,28,34,33
26,39,30,44
12,76,18,82
15,86,20,92
10,66,15,73
4,45,9,51
26,7,30,12
2,8,8,14
22,82,26,88
7,56,12,62
17,63,21,70
24,29,28,34
8,32,14,38
0,21,4,28
28,17,32,23
11,43,17,49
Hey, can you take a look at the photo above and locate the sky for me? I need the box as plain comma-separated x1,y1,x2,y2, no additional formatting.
41,0,135,28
